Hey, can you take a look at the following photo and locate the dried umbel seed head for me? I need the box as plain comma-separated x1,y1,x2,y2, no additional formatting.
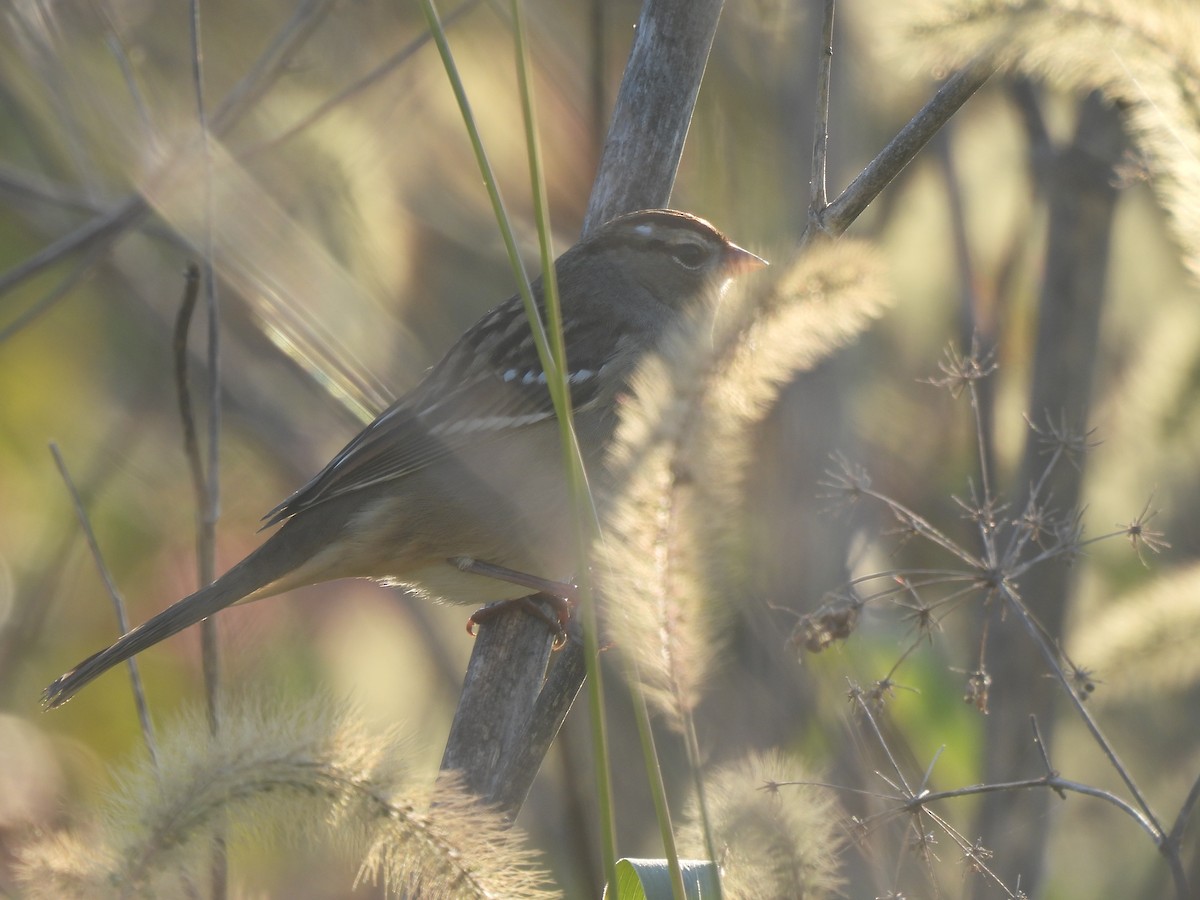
963,668,992,714
790,599,861,655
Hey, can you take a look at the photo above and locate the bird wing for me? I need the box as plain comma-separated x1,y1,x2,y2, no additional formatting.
262,297,610,527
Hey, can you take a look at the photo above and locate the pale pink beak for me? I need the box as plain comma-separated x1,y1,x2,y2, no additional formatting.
723,242,769,273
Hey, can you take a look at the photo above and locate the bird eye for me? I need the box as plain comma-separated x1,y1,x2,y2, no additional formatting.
671,243,708,269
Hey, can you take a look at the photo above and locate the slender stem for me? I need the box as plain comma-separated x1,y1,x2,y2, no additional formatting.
1001,585,1163,835
416,0,540,374
174,266,205,506
906,777,1158,839
1168,772,1200,848
629,674,687,900
0,242,107,345
0,0,334,308
189,0,223,724
188,6,225,896
861,487,985,567
968,384,994,526
513,0,591,513
0,166,111,217
510,0,620,887
0,196,143,305
937,142,999,513
851,685,913,796
1164,772,1200,898
683,714,723,900
417,8,621,876
207,0,334,137
48,444,159,768
845,567,978,585
98,6,153,139
806,56,996,242
809,0,836,214
244,0,482,161
1029,716,1057,780
1026,437,1064,511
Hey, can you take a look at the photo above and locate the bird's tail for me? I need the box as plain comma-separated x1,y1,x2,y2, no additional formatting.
43,532,300,709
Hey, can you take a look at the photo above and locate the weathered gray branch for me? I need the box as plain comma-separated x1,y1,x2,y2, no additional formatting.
583,0,726,232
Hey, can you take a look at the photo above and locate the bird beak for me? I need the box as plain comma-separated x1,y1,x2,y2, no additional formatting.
723,242,769,273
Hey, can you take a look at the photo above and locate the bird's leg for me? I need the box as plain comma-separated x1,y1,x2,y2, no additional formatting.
450,556,578,599
451,557,577,647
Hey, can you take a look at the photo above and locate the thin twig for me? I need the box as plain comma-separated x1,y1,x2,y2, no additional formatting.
859,487,987,568
1001,585,1163,836
188,0,223,719
1156,769,1200,900
188,3,226,891
903,777,1159,842
1029,716,1063,795
807,55,996,242
809,0,836,215
0,165,114,217
936,136,999,504
176,264,229,900
0,243,107,345
245,0,481,160
97,3,154,140
48,443,159,767
1167,772,1200,850
173,265,205,504
25,19,98,196
1155,773,1200,900
849,681,913,797
0,165,187,254
0,196,143,306
795,707,1173,885
207,0,334,137
0,0,334,307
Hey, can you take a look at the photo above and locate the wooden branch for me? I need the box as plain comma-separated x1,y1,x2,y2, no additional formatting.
440,0,727,819
584,0,727,232
440,599,559,801
489,626,588,817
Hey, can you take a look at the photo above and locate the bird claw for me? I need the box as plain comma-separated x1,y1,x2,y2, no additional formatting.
466,592,574,647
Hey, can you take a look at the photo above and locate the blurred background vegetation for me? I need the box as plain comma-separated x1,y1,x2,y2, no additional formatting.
1,0,1197,897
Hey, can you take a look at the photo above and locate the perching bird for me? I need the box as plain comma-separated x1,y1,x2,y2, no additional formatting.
45,209,765,708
